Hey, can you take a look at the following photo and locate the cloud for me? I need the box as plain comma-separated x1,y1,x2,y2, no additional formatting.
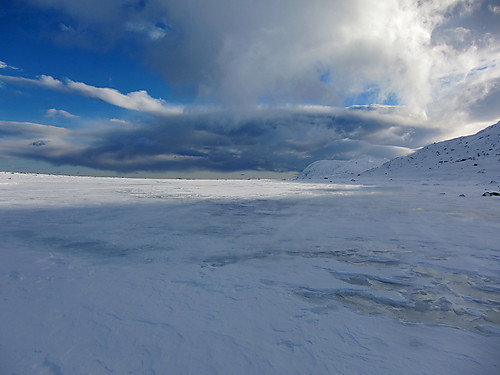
0,120,69,137
109,118,131,125
64,79,183,115
490,5,500,14
21,0,500,131
0,60,18,70
0,108,429,174
3,1,499,175
0,74,65,90
125,21,171,41
45,108,78,118
0,120,88,166
0,73,184,116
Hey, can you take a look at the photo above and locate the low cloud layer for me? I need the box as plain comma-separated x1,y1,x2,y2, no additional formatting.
0,108,432,174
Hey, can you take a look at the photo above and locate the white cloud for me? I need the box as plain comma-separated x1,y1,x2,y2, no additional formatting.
64,79,184,115
22,2,500,109
0,74,65,90
0,60,19,70
125,22,169,41
12,0,500,141
45,108,78,118
115,0,498,134
0,73,184,116
109,118,131,125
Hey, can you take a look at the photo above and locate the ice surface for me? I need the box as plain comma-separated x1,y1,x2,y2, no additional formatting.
1,171,499,374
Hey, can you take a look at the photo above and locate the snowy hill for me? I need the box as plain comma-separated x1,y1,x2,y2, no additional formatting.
364,121,500,180
297,156,388,180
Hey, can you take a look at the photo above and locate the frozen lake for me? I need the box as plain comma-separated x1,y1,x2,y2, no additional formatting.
1,172,499,374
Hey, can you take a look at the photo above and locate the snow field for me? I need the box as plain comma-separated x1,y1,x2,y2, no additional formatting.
1,172,499,374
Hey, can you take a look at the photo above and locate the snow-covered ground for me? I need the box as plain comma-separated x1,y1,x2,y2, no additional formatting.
1,170,499,374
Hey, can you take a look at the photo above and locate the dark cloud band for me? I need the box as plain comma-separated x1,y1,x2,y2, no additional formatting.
1,110,424,173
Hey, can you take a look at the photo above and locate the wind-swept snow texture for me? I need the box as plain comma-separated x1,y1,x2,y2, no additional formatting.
365,121,500,180
1,171,499,375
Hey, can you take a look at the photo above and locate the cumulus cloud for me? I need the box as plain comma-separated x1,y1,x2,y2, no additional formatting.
45,108,78,118
22,0,500,131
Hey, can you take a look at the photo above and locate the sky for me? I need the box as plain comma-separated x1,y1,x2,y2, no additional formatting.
0,0,499,178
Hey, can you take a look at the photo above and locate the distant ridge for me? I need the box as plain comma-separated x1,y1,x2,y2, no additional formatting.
364,121,500,180
297,156,388,180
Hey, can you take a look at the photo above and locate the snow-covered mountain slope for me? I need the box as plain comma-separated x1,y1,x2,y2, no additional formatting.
297,156,388,180
364,121,500,180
